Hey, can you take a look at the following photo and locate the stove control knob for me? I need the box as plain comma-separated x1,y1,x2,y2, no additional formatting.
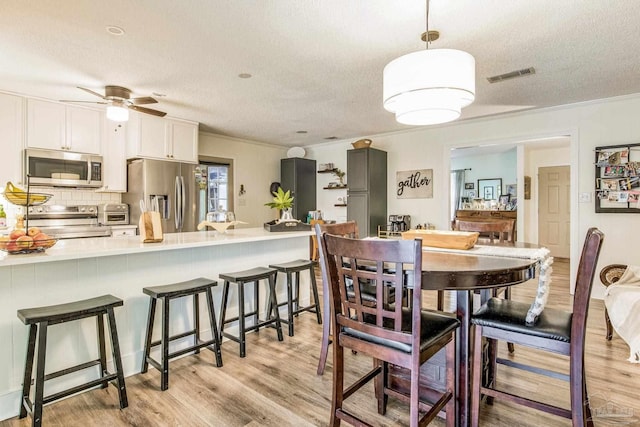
36,207,44,213
79,207,86,212
88,207,95,212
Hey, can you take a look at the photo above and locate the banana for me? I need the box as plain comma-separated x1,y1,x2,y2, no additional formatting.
4,181,48,205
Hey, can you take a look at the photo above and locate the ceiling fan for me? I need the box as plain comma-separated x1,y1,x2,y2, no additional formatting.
61,85,167,118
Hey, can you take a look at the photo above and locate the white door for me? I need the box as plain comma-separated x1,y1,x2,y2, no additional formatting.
538,165,570,258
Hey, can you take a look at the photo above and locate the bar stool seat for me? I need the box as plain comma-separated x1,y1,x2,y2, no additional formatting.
267,259,322,336
17,294,128,427
219,267,284,357
141,277,223,391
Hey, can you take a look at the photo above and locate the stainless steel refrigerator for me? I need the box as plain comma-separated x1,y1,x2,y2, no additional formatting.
122,158,207,233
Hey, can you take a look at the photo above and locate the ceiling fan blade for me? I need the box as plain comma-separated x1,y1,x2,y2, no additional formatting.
129,96,158,105
59,100,108,104
77,86,107,99
129,105,167,117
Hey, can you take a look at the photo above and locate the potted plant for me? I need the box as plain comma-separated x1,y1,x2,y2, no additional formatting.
332,168,346,186
265,187,294,220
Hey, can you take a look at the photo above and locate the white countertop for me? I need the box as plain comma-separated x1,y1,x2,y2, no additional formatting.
0,227,313,266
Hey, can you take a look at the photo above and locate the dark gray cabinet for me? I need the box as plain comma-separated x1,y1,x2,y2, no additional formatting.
347,148,387,236
281,157,316,222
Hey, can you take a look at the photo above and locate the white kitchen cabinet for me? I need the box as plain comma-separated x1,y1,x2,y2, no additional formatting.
0,92,24,187
26,98,102,154
126,112,198,163
100,122,127,192
168,119,198,163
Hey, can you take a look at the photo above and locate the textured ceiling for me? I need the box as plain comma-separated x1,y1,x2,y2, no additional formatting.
1,1,640,147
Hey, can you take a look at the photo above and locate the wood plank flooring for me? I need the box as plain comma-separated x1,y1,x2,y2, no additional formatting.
2,258,638,426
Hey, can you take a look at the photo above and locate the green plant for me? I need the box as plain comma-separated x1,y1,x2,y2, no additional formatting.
332,168,345,180
265,187,294,210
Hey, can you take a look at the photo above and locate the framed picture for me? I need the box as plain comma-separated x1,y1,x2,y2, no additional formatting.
595,143,640,213
498,194,510,205
477,178,502,201
464,182,474,190
506,184,517,197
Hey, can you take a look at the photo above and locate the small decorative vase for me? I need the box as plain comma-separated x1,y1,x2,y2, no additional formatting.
280,208,293,221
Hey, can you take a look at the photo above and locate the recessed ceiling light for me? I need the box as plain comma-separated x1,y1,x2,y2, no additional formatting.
296,130,307,134
238,73,252,79
324,136,339,140
152,92,167,97
106,26,125,36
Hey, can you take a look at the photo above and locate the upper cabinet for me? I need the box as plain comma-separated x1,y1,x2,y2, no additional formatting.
126,112,198,163
0,92,24,186
26,99,102,154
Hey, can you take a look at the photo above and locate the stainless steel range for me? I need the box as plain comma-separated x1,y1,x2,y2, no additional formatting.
26,205,112,239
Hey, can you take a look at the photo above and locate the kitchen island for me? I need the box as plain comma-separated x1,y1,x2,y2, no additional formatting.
0,228,313,421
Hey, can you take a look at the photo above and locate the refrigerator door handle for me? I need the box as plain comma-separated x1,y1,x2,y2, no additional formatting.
175,176,181,230
180,175,186,231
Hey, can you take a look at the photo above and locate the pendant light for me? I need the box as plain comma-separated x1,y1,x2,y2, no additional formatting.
383,0,475,125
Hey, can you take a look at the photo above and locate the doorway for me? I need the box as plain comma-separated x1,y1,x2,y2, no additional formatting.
538,165,571,258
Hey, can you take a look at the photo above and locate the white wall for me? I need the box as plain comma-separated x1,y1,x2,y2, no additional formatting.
307,93,640,298
198,132,287,227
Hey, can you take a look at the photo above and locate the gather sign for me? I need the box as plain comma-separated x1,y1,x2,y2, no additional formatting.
396,169,433,199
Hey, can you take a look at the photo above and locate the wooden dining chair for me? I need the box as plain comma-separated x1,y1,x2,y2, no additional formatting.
314,221,408,375
470,227,604,427
320,233,459,427
453,218,515,244
315,221,359,375
599,263,627,340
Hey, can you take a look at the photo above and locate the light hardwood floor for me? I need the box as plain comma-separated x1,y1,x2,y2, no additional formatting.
1,258,638,426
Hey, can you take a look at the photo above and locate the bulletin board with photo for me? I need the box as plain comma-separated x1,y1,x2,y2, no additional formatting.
595,143,640,213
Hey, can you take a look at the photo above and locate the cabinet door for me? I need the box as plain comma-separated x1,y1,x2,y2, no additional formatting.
67,106,102,154
136,114,170,160
102,122,127,192
0,93,24,186
27,99,66,150
346,192,370,236
169,120,198,163
347,149,369,191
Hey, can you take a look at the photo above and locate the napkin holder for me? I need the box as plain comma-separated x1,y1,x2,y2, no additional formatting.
139,211,163,243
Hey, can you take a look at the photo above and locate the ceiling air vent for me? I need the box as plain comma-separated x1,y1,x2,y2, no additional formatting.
487,67,535,83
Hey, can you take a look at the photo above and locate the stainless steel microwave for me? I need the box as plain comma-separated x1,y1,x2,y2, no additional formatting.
24,149,103,188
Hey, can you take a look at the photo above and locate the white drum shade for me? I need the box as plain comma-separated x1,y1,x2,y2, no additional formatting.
383,48,475,125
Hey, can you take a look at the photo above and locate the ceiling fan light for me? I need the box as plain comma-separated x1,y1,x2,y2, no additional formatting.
106,105,129,122
383,48,475,125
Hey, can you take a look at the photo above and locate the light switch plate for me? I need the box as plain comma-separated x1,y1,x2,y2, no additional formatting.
579,192,592,203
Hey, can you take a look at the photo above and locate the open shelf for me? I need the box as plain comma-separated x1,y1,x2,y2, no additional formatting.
334,204,347,207
318,169,337,174
323,186,348,190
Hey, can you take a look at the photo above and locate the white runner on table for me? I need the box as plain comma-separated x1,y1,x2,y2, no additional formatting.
604,265,640,363
421,244,554,325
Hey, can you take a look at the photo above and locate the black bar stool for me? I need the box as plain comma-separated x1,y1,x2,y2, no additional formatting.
267,259,322,336
141,277,223,391
17,294,128,427
219,267,284,357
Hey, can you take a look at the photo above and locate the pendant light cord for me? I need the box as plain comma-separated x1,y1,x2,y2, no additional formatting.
425,0,430,50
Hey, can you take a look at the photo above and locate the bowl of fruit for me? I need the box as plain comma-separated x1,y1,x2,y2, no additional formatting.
0,227,57,255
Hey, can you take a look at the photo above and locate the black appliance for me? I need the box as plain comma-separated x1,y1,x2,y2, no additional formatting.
388,214,411,232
